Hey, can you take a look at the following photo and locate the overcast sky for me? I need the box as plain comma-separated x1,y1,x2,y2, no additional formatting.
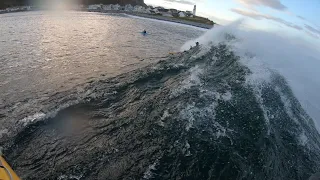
145,0,320,45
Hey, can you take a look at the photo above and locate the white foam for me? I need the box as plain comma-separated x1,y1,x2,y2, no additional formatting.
299,132,308,146
221,92,232,101
161,110,170,120
176,67,234,134
0,129,9,138
213,121,229,139
274,86,300,125
187,66,203,85
183,141,191,157
171,66,203,97
180,102,234,141
181,104,197,131
183,20,320,132
20,112,46,126
181,20,243,51
58,174,83,180
250,83,271,135
213,91,233,101
18,98,83,127
158,110,170,127
143,160,158,179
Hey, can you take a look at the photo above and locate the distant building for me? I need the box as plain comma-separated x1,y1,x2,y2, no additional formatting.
6,7,19,12
88,4,102,11
133,5,146,13
125,4,134,11
102,4,112,10
193,5,196,16
186,11,193,17
179,11,186,17
111,4,120,10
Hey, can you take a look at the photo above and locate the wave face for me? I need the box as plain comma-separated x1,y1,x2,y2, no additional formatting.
2,24,320,180
182,20,320,130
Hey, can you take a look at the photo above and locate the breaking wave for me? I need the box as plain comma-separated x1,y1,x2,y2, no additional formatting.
1,21,320,180
183,20,320,130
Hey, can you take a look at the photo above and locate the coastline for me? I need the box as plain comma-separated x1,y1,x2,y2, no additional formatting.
0,9,30,14
0,9,214,29
125,13,213,29
99,10,214,29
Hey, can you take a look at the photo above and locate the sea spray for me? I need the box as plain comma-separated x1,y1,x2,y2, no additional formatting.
182,20,320,131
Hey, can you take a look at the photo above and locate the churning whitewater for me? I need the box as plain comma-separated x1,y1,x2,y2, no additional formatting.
1,21,320,180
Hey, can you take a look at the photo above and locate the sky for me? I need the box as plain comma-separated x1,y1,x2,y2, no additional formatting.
144,0,320,46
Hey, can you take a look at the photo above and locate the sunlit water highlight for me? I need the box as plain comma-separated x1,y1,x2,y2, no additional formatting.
0,11,202,105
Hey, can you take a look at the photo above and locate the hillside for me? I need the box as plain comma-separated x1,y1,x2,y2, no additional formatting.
0,0,145,9
80,0,145,6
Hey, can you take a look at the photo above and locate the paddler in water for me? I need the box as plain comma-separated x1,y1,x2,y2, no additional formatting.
143,30,147,35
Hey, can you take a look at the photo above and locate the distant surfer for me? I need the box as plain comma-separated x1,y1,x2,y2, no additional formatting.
190,42,200,50
142,30,147,35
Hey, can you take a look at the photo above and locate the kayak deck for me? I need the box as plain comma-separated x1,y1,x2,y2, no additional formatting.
0,156,20,180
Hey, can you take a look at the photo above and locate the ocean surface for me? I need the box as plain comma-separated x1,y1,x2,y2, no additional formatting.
1,11,320,180
0,11,203,131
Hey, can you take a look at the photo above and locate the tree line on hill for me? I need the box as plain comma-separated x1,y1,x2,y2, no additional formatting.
0,0,145,9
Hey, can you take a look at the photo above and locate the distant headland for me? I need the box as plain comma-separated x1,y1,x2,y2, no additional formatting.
0,0,145,9
0,0,215,29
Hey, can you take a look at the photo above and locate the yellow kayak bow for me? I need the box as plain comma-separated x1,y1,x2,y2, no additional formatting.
0,156,20,180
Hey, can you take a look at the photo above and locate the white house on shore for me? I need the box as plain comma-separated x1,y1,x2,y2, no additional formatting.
111,4,121,10
125,4,134,11
6,7,20,12
100,4,121,11
179,11,186,17
88,4,102,10
133,5,146,13
102,4,112,10
85,3,200,19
